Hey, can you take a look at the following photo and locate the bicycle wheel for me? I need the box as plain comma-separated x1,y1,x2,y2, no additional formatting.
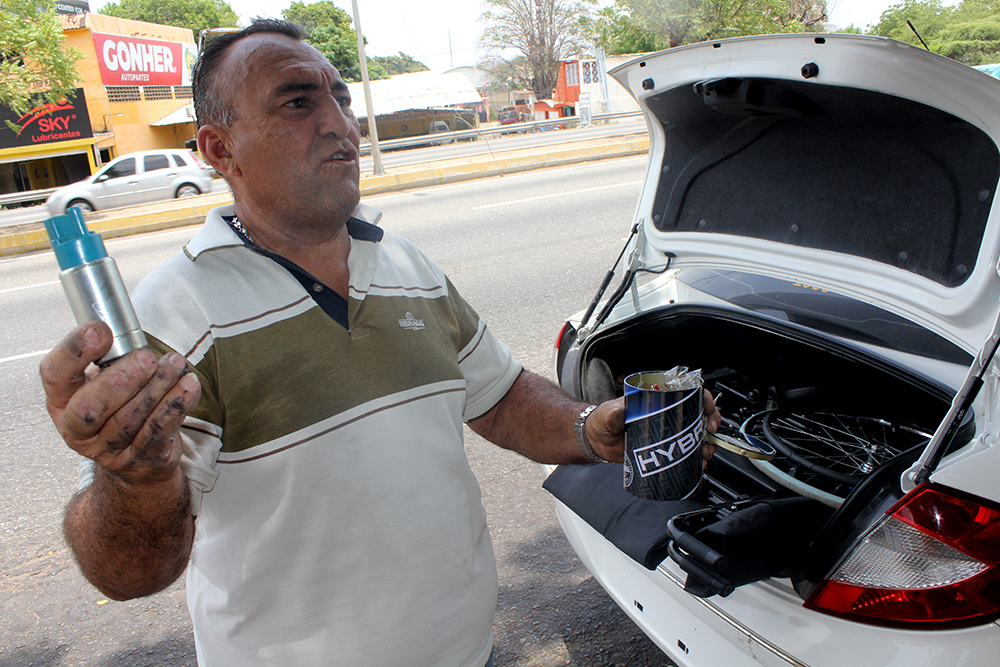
739,410,931,507
763,411,930,485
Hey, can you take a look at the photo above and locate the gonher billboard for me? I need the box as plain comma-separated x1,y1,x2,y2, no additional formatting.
93,33,195,86
0,89,93,150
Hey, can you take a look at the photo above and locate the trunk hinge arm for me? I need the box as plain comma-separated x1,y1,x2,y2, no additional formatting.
628,224,648,312
902,299,1000,492
578,222,672,342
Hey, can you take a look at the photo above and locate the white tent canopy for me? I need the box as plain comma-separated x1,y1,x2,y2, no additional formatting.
146,71,481,128
150,103,196,126
348,70,482,118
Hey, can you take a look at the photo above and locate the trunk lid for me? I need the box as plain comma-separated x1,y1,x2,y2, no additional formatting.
610,34,1000,356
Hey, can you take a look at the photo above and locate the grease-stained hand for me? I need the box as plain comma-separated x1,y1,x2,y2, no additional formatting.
587,389,721,465
40,321,201,487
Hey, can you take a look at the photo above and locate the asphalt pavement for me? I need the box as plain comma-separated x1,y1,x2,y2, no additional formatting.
0,133,649,257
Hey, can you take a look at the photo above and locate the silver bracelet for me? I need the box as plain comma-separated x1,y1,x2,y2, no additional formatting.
574,405,606,464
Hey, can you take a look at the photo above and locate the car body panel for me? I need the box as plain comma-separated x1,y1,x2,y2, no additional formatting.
138,152,180,201
928,431,1000,500
553,497,1000,667
45,149,213,215
92,156,141,209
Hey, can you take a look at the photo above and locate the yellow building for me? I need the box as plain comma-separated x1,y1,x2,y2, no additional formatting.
0,13,198,197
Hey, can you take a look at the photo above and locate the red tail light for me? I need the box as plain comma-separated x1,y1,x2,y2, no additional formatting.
552,321,575,382
555,321,572,350
187,150,208,168
805,484,1000,628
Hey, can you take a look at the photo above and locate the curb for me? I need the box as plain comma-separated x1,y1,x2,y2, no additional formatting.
0,135,648,257
359,136,649,195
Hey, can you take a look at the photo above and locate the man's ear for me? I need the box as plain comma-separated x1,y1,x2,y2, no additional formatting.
197,124,240,178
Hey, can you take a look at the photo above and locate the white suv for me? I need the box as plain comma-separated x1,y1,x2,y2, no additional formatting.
45,149,213,215
548,34,1000,667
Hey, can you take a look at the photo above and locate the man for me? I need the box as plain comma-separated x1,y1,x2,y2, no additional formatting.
41,19,719,667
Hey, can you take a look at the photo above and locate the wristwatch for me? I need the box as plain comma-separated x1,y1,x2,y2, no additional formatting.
574,405,606,464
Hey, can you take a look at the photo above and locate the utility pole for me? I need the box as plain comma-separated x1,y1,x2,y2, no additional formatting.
350,0,384,175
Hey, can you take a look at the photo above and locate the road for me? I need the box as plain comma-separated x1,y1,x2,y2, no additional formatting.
360,119,647,172
0,120,648,229
0,178,234,229
0,155,677,667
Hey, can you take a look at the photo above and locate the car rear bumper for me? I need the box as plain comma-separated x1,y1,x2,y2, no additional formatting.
552,496,1000,667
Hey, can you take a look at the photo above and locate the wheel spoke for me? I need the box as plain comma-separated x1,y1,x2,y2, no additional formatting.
757,411,929,501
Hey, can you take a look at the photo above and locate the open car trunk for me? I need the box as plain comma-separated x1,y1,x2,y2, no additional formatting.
545,301,974,598
545,35,1000,662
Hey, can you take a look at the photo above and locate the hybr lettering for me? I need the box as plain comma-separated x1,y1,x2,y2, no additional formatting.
632,420,704,477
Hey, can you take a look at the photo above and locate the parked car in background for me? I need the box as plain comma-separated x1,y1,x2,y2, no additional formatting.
427,120,456,145
976,62,1000,79
45,149,213,216
498,107,520,125
546,34,1000,667
498,106,529,135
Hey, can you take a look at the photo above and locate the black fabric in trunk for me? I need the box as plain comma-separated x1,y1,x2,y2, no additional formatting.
544,461,835,595
681,497,835,597
543,463,705,569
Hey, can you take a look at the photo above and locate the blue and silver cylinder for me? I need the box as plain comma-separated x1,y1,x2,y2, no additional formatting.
44,208,147,367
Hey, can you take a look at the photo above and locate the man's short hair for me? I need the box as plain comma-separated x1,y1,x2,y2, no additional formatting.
192,18,306,128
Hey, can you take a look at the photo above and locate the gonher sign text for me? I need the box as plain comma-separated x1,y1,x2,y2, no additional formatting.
93,33,184,86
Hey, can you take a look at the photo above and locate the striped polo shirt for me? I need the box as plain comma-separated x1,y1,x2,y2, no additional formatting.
130,204,522,667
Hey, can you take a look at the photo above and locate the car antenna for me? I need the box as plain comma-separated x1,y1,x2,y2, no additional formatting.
579,222,640,331
907,20,931,50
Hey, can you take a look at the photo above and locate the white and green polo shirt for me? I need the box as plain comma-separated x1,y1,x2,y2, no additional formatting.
130,204,522,667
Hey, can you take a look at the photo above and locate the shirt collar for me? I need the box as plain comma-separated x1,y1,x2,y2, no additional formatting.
184,203,384,261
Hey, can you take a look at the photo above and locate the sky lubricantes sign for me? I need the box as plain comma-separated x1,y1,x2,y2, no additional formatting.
0,89,93,150
93,33,186,86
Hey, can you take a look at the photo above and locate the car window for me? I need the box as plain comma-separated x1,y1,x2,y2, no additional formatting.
100,158,136,180
170,154,187,167
144,154,170,172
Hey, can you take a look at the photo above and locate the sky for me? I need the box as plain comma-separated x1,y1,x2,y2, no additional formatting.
89,0,941,72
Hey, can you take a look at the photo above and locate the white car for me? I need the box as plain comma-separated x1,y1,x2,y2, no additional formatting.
547,34,1000,667
45,149,213,215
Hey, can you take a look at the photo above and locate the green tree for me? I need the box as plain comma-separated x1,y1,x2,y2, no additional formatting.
869,0,1000,64
370,52,429,76
480,0,598,98
589,0,827,54
582,5,664,53
99,0,240,41
0,0,82,128
933,17,1000,63
869,0,953,43
282,1,394,82
283,0,352,37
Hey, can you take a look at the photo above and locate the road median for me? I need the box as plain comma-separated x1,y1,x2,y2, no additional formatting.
0,134,648,257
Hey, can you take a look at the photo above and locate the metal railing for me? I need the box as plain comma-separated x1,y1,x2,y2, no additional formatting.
359,110,643,154
0,111,644,204
0,188,56,207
